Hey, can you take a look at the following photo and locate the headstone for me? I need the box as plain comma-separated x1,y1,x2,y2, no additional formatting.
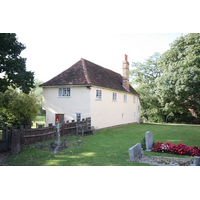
50,142,58,149
78,140,81,146
129,143,142,162
145,131,153,151
193,156,200,166
64,138,67,145
38,143,43,150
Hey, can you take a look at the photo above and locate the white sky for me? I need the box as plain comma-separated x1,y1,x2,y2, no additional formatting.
17,33,187,83
1,0,198,83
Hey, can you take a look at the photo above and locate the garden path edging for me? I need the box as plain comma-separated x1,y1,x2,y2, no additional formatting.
138,149,194,166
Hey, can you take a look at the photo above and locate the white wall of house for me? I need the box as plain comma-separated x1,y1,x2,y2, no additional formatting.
90,86,140,129
42,86,91,125
42,85,140,129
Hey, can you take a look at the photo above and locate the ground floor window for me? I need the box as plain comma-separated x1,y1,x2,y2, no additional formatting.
76,113,82,121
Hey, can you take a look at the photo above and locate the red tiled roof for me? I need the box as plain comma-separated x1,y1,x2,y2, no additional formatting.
40,58,139,95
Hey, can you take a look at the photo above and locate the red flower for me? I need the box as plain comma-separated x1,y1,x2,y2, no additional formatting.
152,141,200,156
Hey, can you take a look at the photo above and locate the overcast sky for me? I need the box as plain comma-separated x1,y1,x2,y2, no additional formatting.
1,0,197,83
16,33,187,83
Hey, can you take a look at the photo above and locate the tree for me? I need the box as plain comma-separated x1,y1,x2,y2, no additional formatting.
0,90,40,128
130,53,164,122
155,33,200,122
30,79,46,114
0,33,34,94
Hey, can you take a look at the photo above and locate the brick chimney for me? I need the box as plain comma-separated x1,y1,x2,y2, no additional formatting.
122,54,129,91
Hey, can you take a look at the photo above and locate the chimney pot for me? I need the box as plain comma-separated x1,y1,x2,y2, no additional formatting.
125,54,128,61
122,54,129,91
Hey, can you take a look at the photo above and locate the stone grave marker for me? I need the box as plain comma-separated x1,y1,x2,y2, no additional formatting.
145,131,153,151
129,143,142,162
193,156,200,166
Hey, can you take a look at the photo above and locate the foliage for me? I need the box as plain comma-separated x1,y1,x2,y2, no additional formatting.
0,33,34,94
152,141,200,156
141,136,146,150
130,52,164,122
155,33,200,121
0,90,40,128
130,33,200,123
30,79,46,114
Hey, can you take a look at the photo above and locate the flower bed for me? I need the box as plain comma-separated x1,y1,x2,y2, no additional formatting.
152,142,200,156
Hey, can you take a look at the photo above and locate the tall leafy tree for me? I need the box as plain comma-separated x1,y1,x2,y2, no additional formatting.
30,79,46,114
155,33,200,122
130,53,163,122
0,33,34,94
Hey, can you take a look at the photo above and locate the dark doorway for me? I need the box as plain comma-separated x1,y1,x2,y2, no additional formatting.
55,114,64,124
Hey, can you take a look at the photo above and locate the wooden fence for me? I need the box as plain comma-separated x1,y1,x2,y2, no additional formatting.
0,117,91,154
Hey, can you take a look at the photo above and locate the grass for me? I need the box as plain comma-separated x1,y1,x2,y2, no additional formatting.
32,115,46,128
0,129,2,139
5,122,200,166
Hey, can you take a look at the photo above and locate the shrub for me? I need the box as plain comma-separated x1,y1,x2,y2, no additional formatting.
152,142,200,156
0,90,40,128
141,137,146,150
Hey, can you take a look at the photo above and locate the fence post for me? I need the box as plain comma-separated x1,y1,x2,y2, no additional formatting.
2,127,7,140
20,125,24,146
11,129,21,155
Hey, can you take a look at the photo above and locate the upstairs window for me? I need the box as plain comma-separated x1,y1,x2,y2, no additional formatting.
58,87,71,97
112,92,117,101
133,96,136,103
124,94,127,102
96,89,102,100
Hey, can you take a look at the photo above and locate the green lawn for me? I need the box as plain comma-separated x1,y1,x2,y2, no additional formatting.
32,115,46,128
5,123,200,166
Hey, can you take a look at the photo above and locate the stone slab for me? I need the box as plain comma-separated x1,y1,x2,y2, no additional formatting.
193,156,200,166
129,143,141,162
145,131,153,151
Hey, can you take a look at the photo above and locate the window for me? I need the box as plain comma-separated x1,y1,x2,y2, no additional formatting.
112,92,117,101
96,89,102,100
76,113,82,122
124,94,127,102
133,96,136,103
58,87,71,97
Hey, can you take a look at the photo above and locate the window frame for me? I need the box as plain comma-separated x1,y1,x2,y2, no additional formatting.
133,95,136,103
76,113,82,122
123,94,127,102
96,89,102,100
58,87,71,97
112,92,117,101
